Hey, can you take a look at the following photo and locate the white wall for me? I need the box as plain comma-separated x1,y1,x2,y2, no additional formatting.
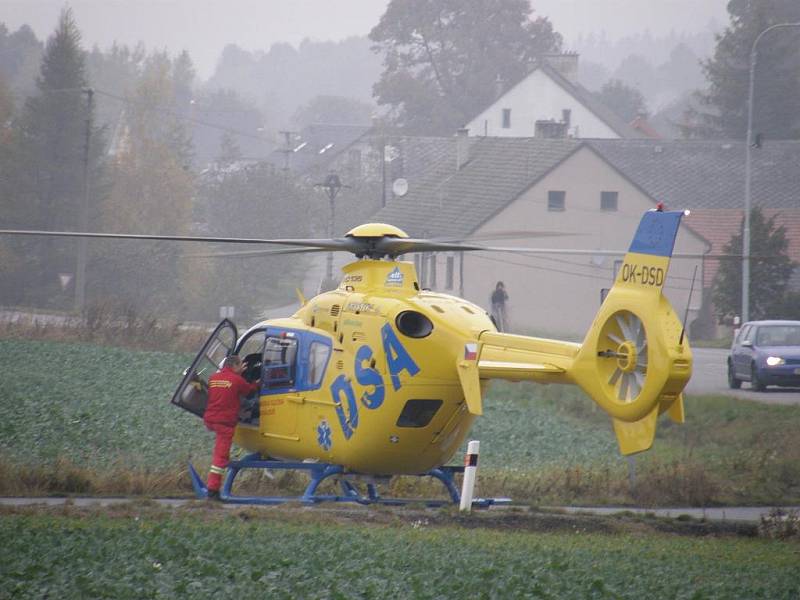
465,69,620,139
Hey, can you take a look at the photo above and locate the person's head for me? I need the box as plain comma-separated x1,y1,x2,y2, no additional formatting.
223,355,244,374
496,281,504,290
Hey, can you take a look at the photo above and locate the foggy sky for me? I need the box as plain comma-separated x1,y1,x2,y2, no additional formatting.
1,0,728,79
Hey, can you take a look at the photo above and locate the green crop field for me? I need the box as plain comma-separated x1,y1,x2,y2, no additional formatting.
2,338,800,600
1,338,800,505
1,507,798,600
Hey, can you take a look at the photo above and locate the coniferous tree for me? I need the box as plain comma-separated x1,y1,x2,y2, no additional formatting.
12,9,104,308
712,207,797,322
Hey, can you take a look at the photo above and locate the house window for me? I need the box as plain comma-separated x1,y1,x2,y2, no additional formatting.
445,255,454,290
601,191,618,211
502,108,511,129
548,190,566,211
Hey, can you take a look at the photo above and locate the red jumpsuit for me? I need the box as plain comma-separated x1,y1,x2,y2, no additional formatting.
203,366,259,493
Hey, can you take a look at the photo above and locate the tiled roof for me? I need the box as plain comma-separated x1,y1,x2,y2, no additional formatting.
587,139,800,210
629,115,662,139
372,136,581,238
266,123,371,174
688,208,800,289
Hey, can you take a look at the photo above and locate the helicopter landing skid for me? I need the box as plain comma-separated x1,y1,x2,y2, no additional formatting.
188,453,510,508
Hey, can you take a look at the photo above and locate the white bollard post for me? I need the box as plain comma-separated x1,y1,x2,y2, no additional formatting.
459,440,480,512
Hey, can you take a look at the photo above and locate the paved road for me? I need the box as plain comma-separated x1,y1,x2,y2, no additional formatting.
686,347,800,404
2,497,796,523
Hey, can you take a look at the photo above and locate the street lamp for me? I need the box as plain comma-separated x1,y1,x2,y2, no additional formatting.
742,22,800,323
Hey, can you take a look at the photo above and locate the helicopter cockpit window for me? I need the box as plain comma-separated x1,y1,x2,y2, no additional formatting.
396,399,443,428
262,335,298,390
308,341,331,387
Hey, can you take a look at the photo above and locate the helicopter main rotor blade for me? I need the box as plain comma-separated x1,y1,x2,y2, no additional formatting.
474,246,743,260
432,231,576,243
183,247,327,259
375,238,492,256
0,229,359,252
0,229,757,261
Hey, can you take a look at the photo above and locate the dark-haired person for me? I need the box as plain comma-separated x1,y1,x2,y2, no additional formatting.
490,281,509,332
203,355,260,500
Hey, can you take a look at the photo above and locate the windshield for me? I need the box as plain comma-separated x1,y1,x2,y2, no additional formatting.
755,325,800,347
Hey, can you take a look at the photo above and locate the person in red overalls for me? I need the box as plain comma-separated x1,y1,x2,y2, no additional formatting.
204,355,260,500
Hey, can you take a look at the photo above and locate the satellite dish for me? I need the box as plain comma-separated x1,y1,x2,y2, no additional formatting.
392,178,408,197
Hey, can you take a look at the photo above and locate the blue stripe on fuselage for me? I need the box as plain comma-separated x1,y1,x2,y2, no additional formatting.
628,210,684,257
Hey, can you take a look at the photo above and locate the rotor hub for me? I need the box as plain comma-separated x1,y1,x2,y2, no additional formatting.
616,341,638,373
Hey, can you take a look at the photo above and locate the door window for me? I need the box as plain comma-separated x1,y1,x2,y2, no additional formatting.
262,336,298,390
171,319,237,418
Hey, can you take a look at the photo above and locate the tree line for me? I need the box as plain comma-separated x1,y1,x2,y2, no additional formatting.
0,9,317,322
0,1,797,325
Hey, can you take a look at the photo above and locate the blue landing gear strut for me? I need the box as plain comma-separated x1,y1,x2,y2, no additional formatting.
188,453,510,507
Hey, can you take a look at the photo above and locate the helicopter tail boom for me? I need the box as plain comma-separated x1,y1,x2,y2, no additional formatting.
477,209,691,455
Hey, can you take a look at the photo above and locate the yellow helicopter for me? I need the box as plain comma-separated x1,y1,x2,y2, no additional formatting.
1,208,692,505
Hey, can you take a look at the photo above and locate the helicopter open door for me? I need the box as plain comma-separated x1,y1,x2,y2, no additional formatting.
171,319,238,418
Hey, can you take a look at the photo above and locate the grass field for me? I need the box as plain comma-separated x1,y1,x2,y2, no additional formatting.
1,505,798,600
1,338,800,505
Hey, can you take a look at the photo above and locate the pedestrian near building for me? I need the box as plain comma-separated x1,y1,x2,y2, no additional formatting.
204,355,260,500
491,281,509,332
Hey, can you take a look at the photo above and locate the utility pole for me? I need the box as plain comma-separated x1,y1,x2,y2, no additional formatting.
315,173,346,284
74,87,93,313
278,130,297,179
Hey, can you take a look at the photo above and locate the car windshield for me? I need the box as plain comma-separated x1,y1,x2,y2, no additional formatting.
755,325,800,347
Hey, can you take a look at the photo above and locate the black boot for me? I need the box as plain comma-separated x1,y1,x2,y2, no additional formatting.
207,490,222,502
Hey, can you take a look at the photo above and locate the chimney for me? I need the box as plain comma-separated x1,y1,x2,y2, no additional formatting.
456,128,469,170
494,74,504,99
543,52,579,85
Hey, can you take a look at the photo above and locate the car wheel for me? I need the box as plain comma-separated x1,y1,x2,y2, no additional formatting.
751,364,766,392
727,362,742,389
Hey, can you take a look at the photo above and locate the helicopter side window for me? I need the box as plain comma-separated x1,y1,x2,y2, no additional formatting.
262,336,298,390
308,341,331,387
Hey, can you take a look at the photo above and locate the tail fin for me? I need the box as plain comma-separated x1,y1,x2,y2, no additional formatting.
571,209,692,455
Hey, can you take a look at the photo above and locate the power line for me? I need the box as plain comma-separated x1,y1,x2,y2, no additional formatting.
41,86,271,143
469,253,696,293
93,89,270,143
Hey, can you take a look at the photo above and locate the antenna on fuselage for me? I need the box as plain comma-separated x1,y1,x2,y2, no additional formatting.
679,265,698,346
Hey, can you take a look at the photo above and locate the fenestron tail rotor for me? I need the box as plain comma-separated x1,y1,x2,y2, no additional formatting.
599,311,649,404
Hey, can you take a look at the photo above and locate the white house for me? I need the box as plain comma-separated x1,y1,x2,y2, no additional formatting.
465,54,642,139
